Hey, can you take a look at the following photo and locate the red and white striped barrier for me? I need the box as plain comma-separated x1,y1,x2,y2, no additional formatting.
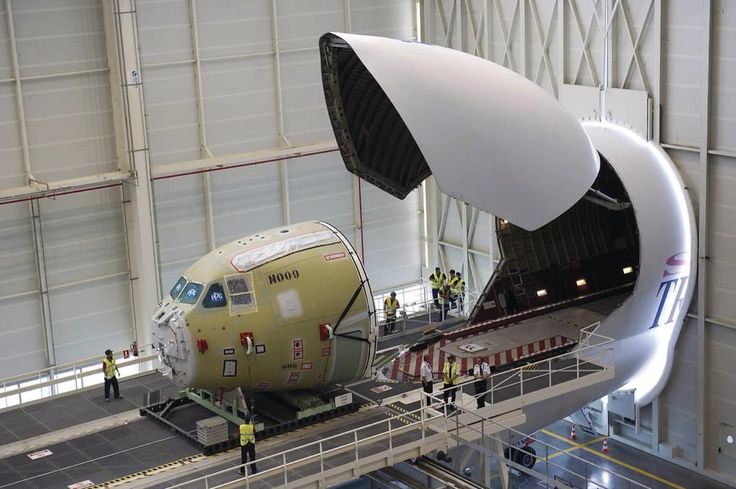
384,335,576,382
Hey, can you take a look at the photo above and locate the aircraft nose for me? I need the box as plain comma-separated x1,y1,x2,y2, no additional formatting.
151,304,188,383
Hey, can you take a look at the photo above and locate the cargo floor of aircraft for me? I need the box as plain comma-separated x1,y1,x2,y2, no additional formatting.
382,291,629,384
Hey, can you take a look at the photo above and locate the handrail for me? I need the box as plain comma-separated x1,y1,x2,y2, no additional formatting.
387,326,614,387
429,391,650,489
0,342,157,385
0,278,476,410
443,333,615,412
167,404,446,488
167,334,617,488
0,344,159,410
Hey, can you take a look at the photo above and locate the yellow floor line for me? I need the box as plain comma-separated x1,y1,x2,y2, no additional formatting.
545,435,605,461
541,429,686,489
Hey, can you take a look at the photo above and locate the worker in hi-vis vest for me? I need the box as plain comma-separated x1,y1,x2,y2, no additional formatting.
443,354,460,407
102,349,122,402
429,267,446,308
239,414,257,475
383,292,400,335
438,284,452,321
447,269,458,308
451,272,465,312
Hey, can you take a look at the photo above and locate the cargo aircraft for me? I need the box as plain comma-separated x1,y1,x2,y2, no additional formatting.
150,33,695,456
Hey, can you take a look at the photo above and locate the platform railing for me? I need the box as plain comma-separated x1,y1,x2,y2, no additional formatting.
431,392,651,489
0,344,159,410
442,329,615,411
375,280,481,338
168,335,617,489
0,278,471,410
167,400,449,489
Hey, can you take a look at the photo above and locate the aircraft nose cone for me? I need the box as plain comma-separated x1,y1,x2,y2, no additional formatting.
151,304,189,385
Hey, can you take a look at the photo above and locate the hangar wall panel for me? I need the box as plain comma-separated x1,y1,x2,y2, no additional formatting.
286,152,354,231
661,0,704,148
280,49,335,146
0,0,132,376
154,174,210,294
0,84,23,190
141,63,201,164
210,164,283,245
39,188,132,364
661,318,699,463
145,0,419,300
12,0,116,183
361,184,421,292
0,205,45,376
711,1,736,152
705,324,736,468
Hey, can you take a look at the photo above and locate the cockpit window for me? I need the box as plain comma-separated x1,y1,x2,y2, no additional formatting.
226,273,257,315
179,282,204,304
203,283,227,308
170,276,187,300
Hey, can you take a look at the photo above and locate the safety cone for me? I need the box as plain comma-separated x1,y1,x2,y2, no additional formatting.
569,425,577,440
602,437,609,453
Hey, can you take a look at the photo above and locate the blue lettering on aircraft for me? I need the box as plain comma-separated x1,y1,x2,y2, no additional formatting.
650,252,689,329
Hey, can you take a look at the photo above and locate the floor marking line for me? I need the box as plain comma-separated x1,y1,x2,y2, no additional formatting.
540,429,686,489
545,435,604,460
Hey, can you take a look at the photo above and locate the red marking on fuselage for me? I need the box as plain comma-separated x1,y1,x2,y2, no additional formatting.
663,251,688,277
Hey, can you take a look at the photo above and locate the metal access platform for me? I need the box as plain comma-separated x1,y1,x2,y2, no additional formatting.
140,387,360,455
157,332,615,489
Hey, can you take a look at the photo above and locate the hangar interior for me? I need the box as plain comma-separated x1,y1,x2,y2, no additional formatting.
0,0,735,488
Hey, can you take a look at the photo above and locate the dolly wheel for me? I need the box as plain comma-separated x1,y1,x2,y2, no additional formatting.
515,446,536,469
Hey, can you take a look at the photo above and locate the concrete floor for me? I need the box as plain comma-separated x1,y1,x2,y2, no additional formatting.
522,420,732,489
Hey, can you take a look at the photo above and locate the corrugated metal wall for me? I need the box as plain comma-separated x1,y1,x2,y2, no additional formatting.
0,0,128,373
0,0,420,378
140,0,420,294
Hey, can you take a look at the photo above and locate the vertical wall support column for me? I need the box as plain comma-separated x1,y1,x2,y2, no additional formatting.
270,0,292,227
343,0,365,261
461,202,470,279
425,178,441,269
353,176,365,263
652,0,662,142
458,0,466,52
104,0,159,346
489,214,497,271
484,0,492,59
5,0,32,184
30,199,55,366
188,0,216,251
696,0,713,471
6,0,56,366
520,0,529,78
